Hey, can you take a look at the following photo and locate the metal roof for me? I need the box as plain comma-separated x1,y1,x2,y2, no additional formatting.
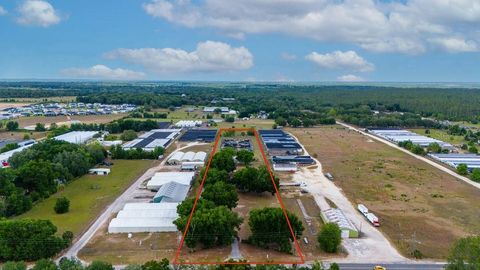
154,181,189,203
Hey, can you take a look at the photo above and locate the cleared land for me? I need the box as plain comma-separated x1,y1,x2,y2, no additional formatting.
16,114,127,128
409,128,467,146
16,160,153,236
289,125,480,259
1,96,76,103
0,102,32,110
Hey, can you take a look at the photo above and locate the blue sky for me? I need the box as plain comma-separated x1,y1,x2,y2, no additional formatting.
0,0,479,82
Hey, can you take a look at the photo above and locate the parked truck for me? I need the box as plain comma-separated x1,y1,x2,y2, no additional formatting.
357,204,380,227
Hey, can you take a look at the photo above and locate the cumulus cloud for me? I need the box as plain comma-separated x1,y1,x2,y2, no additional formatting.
61,65,146,80
0,6,7,15
142,0,480,54
337,74,365,82
16,0,61,27
104,41,253,73
306,51,374,72
429,37,478,53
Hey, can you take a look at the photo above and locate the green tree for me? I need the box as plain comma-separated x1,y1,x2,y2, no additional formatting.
54,197,70,214
471,168,480,182
236,149,254,166
62,231,74,245
289,118,302,128
35,123,47,132
210,149,236,172
32,259,58,270
174,206,242,248
141,259,169,270
275,117,287,127
225,116,235,123
457,164,469,176
202,181,239,209
120,130,138,141
6,121,19,131
0,143,19,153
176,198,216,217
15,160,59,198
85,261,113,270
58,257,84,270
200,168,229,185
317,223,342,253
468,145,478,154
446,236,480,270
248,207,304,253
427,142,442,153
329,263,340,270
1,261,27,270
232,166,279,194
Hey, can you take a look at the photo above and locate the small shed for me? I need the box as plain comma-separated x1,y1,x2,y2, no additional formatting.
89,168,111,176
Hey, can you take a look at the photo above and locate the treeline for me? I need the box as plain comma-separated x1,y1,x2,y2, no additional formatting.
69,119,160,133
0,140,106,217
110,145,165,160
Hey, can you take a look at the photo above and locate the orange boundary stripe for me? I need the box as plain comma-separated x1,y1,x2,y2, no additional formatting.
173,128,305,265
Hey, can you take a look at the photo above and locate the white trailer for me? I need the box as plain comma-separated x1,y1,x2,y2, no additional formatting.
357,203,380,227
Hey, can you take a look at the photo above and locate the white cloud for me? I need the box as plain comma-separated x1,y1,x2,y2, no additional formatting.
281,52,297,61
16,0,61,27
142,0,480,54
306,50,374,72
337,74,365,82
105,41,254,73
61,65,146,80
0,6,7,15
429,37,478,53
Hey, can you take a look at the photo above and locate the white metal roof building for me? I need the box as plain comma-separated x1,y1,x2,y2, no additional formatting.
108,202,180,233
153,181,189,203
167,151,207,165
146,171,195,191
0,143,36,163
54,131,99,144
175,120,202,128
320,208,359,238
429,153,480,171
369,129,453,148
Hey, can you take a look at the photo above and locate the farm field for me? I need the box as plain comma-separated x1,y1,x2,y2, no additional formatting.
1,96,77,103
16,160,154,236
409,128,467,146
0,102,32,110
16,113,128,128
288,125,480,259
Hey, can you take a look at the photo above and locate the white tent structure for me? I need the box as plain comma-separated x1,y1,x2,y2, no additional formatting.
54,131,98,144
146,172,195,190
181,151,195,162
193,151,207,162
168,151,185,165
123,202,178,210
116,209,178,218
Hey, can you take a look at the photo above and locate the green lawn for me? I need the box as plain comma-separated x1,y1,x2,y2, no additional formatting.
410,128,467,145
16,160,153,235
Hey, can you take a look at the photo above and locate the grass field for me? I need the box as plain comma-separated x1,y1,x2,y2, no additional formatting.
409,128,467,146
16,160,153,236
217,119,274,130
289,125,480,259
1,96,77,103
0,102,32,110
16,114,128,128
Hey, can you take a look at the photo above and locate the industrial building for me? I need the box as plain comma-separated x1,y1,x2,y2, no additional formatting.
368,129,454,149
179,129,217,142
122,129,181,151
54,131,99,144
167,151,207,165
146,171,195,191
259,130,303,155
108,202,179,233
320,208,359,238
272,155,315,165
272,163,298,172
175,120,202,128
88,168,111,175
153,181,189,203
0,143,36,165
429,153,480,171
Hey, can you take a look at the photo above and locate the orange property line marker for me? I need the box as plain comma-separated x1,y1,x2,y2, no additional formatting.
173,128,305,265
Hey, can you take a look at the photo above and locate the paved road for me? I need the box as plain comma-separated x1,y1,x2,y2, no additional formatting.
335,263,446,270
336,121,480,190
62,142,205,261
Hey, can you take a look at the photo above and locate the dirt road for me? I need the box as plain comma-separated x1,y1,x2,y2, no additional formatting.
336,121,480,190
288,132,407,263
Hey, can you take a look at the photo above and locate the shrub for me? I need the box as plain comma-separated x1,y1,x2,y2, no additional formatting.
54,197,70,214
317,223,342,253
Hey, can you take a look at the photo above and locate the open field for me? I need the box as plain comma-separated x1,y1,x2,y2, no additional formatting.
217,119,274,130
409,128,467,146
16,114,127,128
1,96,77,103
0,131,48,141
289,126,480,259
16,160,153,236
0,102,32,110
